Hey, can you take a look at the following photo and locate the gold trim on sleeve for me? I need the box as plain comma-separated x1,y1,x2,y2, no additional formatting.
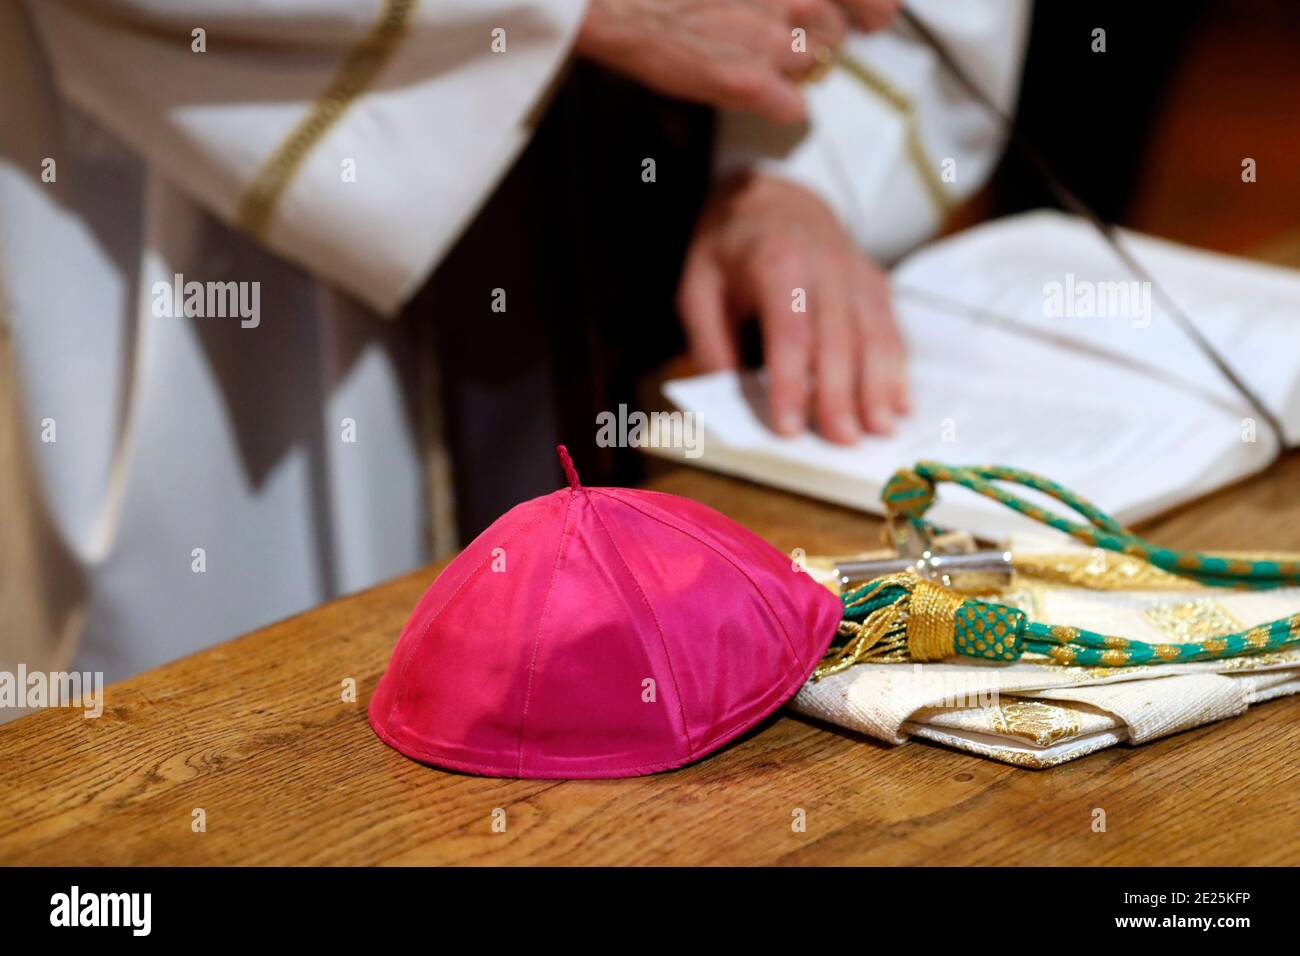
235,0,419,238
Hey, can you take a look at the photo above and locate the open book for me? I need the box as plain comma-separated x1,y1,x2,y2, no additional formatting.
661,211,1300,541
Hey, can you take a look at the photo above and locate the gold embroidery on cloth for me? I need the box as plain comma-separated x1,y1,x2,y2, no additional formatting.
990,699,1081,747
1013,552,1191,591
236,0,419,237
994,749,1087,769
1218,647,1300,670
1145,599,1244,644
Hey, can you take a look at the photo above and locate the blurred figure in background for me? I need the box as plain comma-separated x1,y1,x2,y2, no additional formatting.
680,1,1029,442
1,0,1026,688
0,0,884,686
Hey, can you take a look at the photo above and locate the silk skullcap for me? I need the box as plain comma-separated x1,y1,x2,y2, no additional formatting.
369,446,841,778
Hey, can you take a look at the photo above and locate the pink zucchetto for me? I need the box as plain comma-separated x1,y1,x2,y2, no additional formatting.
369,446,841,778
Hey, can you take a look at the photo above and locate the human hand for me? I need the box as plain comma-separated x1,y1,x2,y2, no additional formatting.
837,0,903,31
677,172,909,442
574,0,851,124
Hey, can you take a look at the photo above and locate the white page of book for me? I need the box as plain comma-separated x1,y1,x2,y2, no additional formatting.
893,210,1300,444
664,297,1276,541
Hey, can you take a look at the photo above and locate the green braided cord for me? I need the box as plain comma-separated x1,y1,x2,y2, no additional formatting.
954,464,1126,534
944,598,1300,667
838,576,1300,667
868,462,1300,666
882,462,1300,590
840,582,909,623
1018,613,1300,666
952,599,1023,661
828,582,909,654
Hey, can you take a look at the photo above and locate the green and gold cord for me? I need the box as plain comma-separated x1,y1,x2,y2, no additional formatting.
816,462,1300,675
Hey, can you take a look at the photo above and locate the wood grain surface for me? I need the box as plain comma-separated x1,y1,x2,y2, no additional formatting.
2,457,1298,866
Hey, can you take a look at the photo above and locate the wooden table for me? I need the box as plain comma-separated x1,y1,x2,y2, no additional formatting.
2,459,1299,866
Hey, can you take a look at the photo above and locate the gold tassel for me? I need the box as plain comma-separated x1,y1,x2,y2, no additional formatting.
812,573,970,680
813,575,913,680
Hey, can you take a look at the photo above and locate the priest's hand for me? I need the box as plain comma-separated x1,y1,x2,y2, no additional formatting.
838,0,903,31
677,172,910,442
574,0,851,124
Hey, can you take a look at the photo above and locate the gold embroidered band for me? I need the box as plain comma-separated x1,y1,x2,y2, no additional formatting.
235,0,419,237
